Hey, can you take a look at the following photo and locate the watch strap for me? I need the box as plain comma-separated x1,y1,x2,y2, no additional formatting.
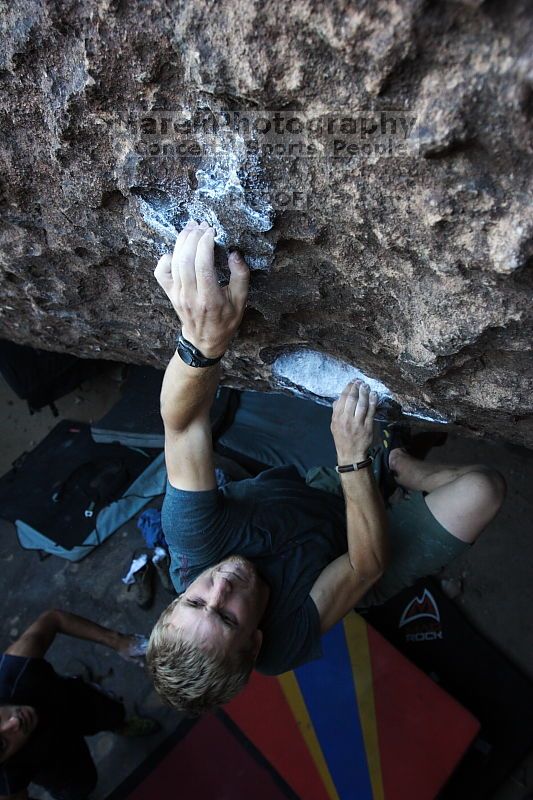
176,334,224,368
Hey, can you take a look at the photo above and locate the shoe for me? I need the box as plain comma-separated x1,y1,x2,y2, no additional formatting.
382,422,411,471
380,424,448,500
379,423,411,499
118,715,161,737
152,548,174,594
125,550,155,609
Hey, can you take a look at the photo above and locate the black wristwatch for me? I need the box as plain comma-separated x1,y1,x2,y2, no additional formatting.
176,334,224,368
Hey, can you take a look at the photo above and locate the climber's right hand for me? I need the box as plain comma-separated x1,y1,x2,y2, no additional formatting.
153,220,249,358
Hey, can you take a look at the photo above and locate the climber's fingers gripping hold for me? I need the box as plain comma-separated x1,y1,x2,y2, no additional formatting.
331,380,377,463
153,219,196,308
154,221,250,360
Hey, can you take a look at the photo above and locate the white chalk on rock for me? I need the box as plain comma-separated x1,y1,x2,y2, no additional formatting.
272,347,449,423
272,349,392,401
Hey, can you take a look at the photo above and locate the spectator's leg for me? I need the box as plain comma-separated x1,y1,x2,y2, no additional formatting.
389,449,506,543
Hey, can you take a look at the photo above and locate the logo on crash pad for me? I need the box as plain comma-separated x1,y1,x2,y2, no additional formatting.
399,589,443,641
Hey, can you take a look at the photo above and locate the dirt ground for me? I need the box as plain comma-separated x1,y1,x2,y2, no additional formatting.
0,365,532,800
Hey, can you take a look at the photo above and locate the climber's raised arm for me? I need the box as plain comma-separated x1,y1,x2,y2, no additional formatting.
154,220,249,491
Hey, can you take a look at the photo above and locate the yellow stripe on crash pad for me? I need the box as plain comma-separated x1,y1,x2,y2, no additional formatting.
343,612,385,800
278,671,340,800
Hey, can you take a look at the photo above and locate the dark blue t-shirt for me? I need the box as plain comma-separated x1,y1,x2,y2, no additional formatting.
161,466,348,675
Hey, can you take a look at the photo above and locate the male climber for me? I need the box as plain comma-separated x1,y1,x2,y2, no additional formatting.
148,220,506,714
0,609,156,800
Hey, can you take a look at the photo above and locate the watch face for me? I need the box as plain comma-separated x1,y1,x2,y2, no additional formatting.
177,342,195,366
177,341,211,367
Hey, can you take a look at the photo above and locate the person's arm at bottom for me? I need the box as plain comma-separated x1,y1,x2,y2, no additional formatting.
5,610,136,661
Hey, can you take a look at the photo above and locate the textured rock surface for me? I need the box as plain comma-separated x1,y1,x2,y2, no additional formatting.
0,0,532,445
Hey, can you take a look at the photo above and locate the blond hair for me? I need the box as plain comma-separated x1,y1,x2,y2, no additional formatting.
147,598,255,715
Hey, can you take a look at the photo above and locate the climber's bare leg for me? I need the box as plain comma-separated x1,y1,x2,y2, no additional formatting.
389,449,506,544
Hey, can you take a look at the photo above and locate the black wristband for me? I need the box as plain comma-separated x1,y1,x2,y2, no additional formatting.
335,456,373,474
176,334,224,368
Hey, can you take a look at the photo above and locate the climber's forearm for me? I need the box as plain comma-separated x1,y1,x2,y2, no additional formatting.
160,351,220,432
159,352,219,490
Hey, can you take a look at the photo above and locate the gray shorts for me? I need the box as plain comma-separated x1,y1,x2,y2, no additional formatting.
306,453,469,608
